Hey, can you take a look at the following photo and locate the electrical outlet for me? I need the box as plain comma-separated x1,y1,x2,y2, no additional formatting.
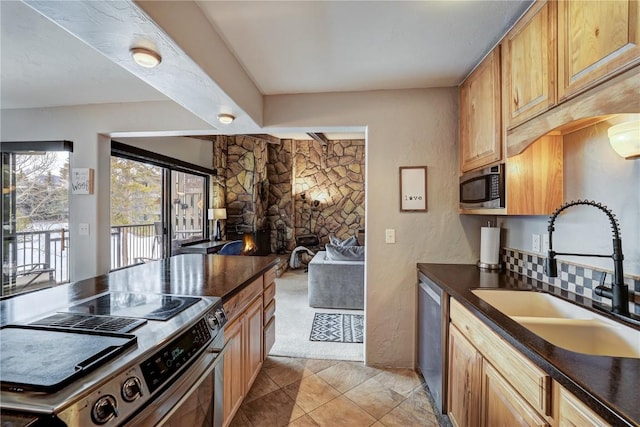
385,229,396,244
542,233,550,252
79,223,90,236
532,234,541,252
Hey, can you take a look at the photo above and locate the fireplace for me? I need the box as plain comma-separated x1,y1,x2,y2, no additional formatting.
240,232,258,256
228,228,271,256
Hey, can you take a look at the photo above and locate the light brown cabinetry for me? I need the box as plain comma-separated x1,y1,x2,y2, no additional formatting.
557,0,640,101
447,297,615,427
460,48,502,173
263,267,277,359
481,361,549,427
448,299,552,427
223,315,244,424
222,275,266,427
505,135,563,215
502,0,557,129
557,386,608,427
448,325,481,427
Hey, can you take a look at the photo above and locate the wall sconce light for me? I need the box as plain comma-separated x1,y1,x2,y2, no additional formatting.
218,113,235,125
608,120,640,160
130,47,162,68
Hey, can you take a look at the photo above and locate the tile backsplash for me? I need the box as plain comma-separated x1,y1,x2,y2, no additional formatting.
503,247,640,315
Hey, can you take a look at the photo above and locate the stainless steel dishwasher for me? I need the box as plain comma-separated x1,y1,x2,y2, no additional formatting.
417,271,448,414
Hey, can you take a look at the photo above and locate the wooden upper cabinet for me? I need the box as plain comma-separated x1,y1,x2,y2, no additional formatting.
460,48,502,173
557,0,640,101
503,1,557,129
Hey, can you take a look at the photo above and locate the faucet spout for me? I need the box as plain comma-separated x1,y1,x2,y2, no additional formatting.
546,200,629,317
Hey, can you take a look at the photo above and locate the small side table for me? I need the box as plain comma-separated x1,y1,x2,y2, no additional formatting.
178,240,231,255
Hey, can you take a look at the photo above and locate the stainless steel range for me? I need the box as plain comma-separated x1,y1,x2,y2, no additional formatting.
0,291,228,426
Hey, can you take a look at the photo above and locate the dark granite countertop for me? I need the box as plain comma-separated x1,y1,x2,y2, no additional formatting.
1,254,279,326
417,263,639,427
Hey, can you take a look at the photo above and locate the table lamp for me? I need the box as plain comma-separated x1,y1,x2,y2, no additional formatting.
210,208,227,241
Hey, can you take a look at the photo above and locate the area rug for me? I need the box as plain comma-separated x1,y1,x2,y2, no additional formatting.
310,313,364,343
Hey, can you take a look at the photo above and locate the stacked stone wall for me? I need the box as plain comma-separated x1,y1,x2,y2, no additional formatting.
217,136,365,252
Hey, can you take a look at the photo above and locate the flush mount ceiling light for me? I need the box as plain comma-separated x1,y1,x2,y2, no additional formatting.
130,47,161,68
218,113,235,125
608,120,640,160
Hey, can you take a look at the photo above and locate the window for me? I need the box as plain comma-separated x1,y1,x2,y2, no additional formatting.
110,142,212,270
2,141,72,297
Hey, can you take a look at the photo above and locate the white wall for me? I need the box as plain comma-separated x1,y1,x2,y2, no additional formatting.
1,101,214,281
265,89,486,367
499,119,640,276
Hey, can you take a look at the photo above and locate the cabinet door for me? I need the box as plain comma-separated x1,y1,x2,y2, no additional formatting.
503,1,556,128
448,325,482,427
558,0,640,100
460,48,502,173
558,387,608,427
481,361,549,427
223,317,244,427
505,135,563,215
244,296,263,390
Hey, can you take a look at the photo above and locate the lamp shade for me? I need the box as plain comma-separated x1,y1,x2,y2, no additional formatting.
213,208,227,220
608,121,640,160
208,209,215,220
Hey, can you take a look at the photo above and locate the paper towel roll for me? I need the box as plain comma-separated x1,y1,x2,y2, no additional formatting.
480,227,501,266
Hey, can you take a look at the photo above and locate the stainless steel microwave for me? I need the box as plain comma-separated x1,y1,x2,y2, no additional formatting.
459,164,505,209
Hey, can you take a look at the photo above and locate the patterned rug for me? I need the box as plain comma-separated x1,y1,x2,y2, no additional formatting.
309,313,364,343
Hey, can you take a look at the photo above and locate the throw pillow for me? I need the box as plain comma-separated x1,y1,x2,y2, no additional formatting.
325,244,365,261
329,235,358,247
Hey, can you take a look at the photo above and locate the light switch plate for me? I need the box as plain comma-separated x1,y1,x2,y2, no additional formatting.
79,223,89,236
385,229,396,244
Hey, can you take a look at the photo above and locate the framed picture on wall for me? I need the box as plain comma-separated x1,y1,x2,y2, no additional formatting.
399,166,427,212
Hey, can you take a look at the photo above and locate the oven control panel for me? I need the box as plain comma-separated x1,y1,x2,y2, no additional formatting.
140,318,212,393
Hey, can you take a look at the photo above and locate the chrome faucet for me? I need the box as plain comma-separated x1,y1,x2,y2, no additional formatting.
545,200,629,317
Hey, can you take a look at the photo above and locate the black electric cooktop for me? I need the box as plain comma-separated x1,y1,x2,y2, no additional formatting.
62,292,201,321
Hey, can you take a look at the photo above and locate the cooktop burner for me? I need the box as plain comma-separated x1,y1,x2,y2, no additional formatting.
62,292,201,321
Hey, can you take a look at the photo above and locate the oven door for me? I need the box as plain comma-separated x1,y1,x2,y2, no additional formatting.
127,338,228,427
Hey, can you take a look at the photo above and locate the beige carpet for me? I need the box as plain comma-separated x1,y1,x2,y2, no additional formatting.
269,269,364,361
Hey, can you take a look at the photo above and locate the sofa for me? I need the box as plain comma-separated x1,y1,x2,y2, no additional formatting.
308,250,364,310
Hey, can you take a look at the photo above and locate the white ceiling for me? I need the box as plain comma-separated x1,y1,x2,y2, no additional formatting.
197,1,532,94
1,0,532,139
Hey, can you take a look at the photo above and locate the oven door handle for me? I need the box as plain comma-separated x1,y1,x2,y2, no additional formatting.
155,341,229,425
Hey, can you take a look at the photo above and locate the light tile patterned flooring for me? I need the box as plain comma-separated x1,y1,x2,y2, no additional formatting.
230,356,441,427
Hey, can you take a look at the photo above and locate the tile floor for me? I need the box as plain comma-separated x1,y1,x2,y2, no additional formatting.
230,356,443,427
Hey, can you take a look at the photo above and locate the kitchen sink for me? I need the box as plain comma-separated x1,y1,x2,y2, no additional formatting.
471,290,640,359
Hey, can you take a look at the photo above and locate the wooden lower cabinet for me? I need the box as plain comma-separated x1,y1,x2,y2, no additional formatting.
222,295,263,427
223,316,244,425
447,298,614,427
448,325,481,427
481,361,549,427
557,386,608,427
245,296,263,389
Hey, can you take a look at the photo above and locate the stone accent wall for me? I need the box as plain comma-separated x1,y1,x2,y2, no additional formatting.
225,136,269,237
267,140,294,252
293,139,365,245
216,137,365,253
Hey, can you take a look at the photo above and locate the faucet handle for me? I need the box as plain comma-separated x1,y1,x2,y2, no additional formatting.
545,252,558,277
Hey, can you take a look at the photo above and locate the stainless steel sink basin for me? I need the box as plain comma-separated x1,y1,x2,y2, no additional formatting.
471,289,640,359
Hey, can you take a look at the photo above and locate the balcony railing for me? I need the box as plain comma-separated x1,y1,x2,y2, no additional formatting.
110,223,160,270
2,229,70,296
3,224,202,296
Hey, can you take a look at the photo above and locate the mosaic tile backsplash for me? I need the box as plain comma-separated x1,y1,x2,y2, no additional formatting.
503,247,640,315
